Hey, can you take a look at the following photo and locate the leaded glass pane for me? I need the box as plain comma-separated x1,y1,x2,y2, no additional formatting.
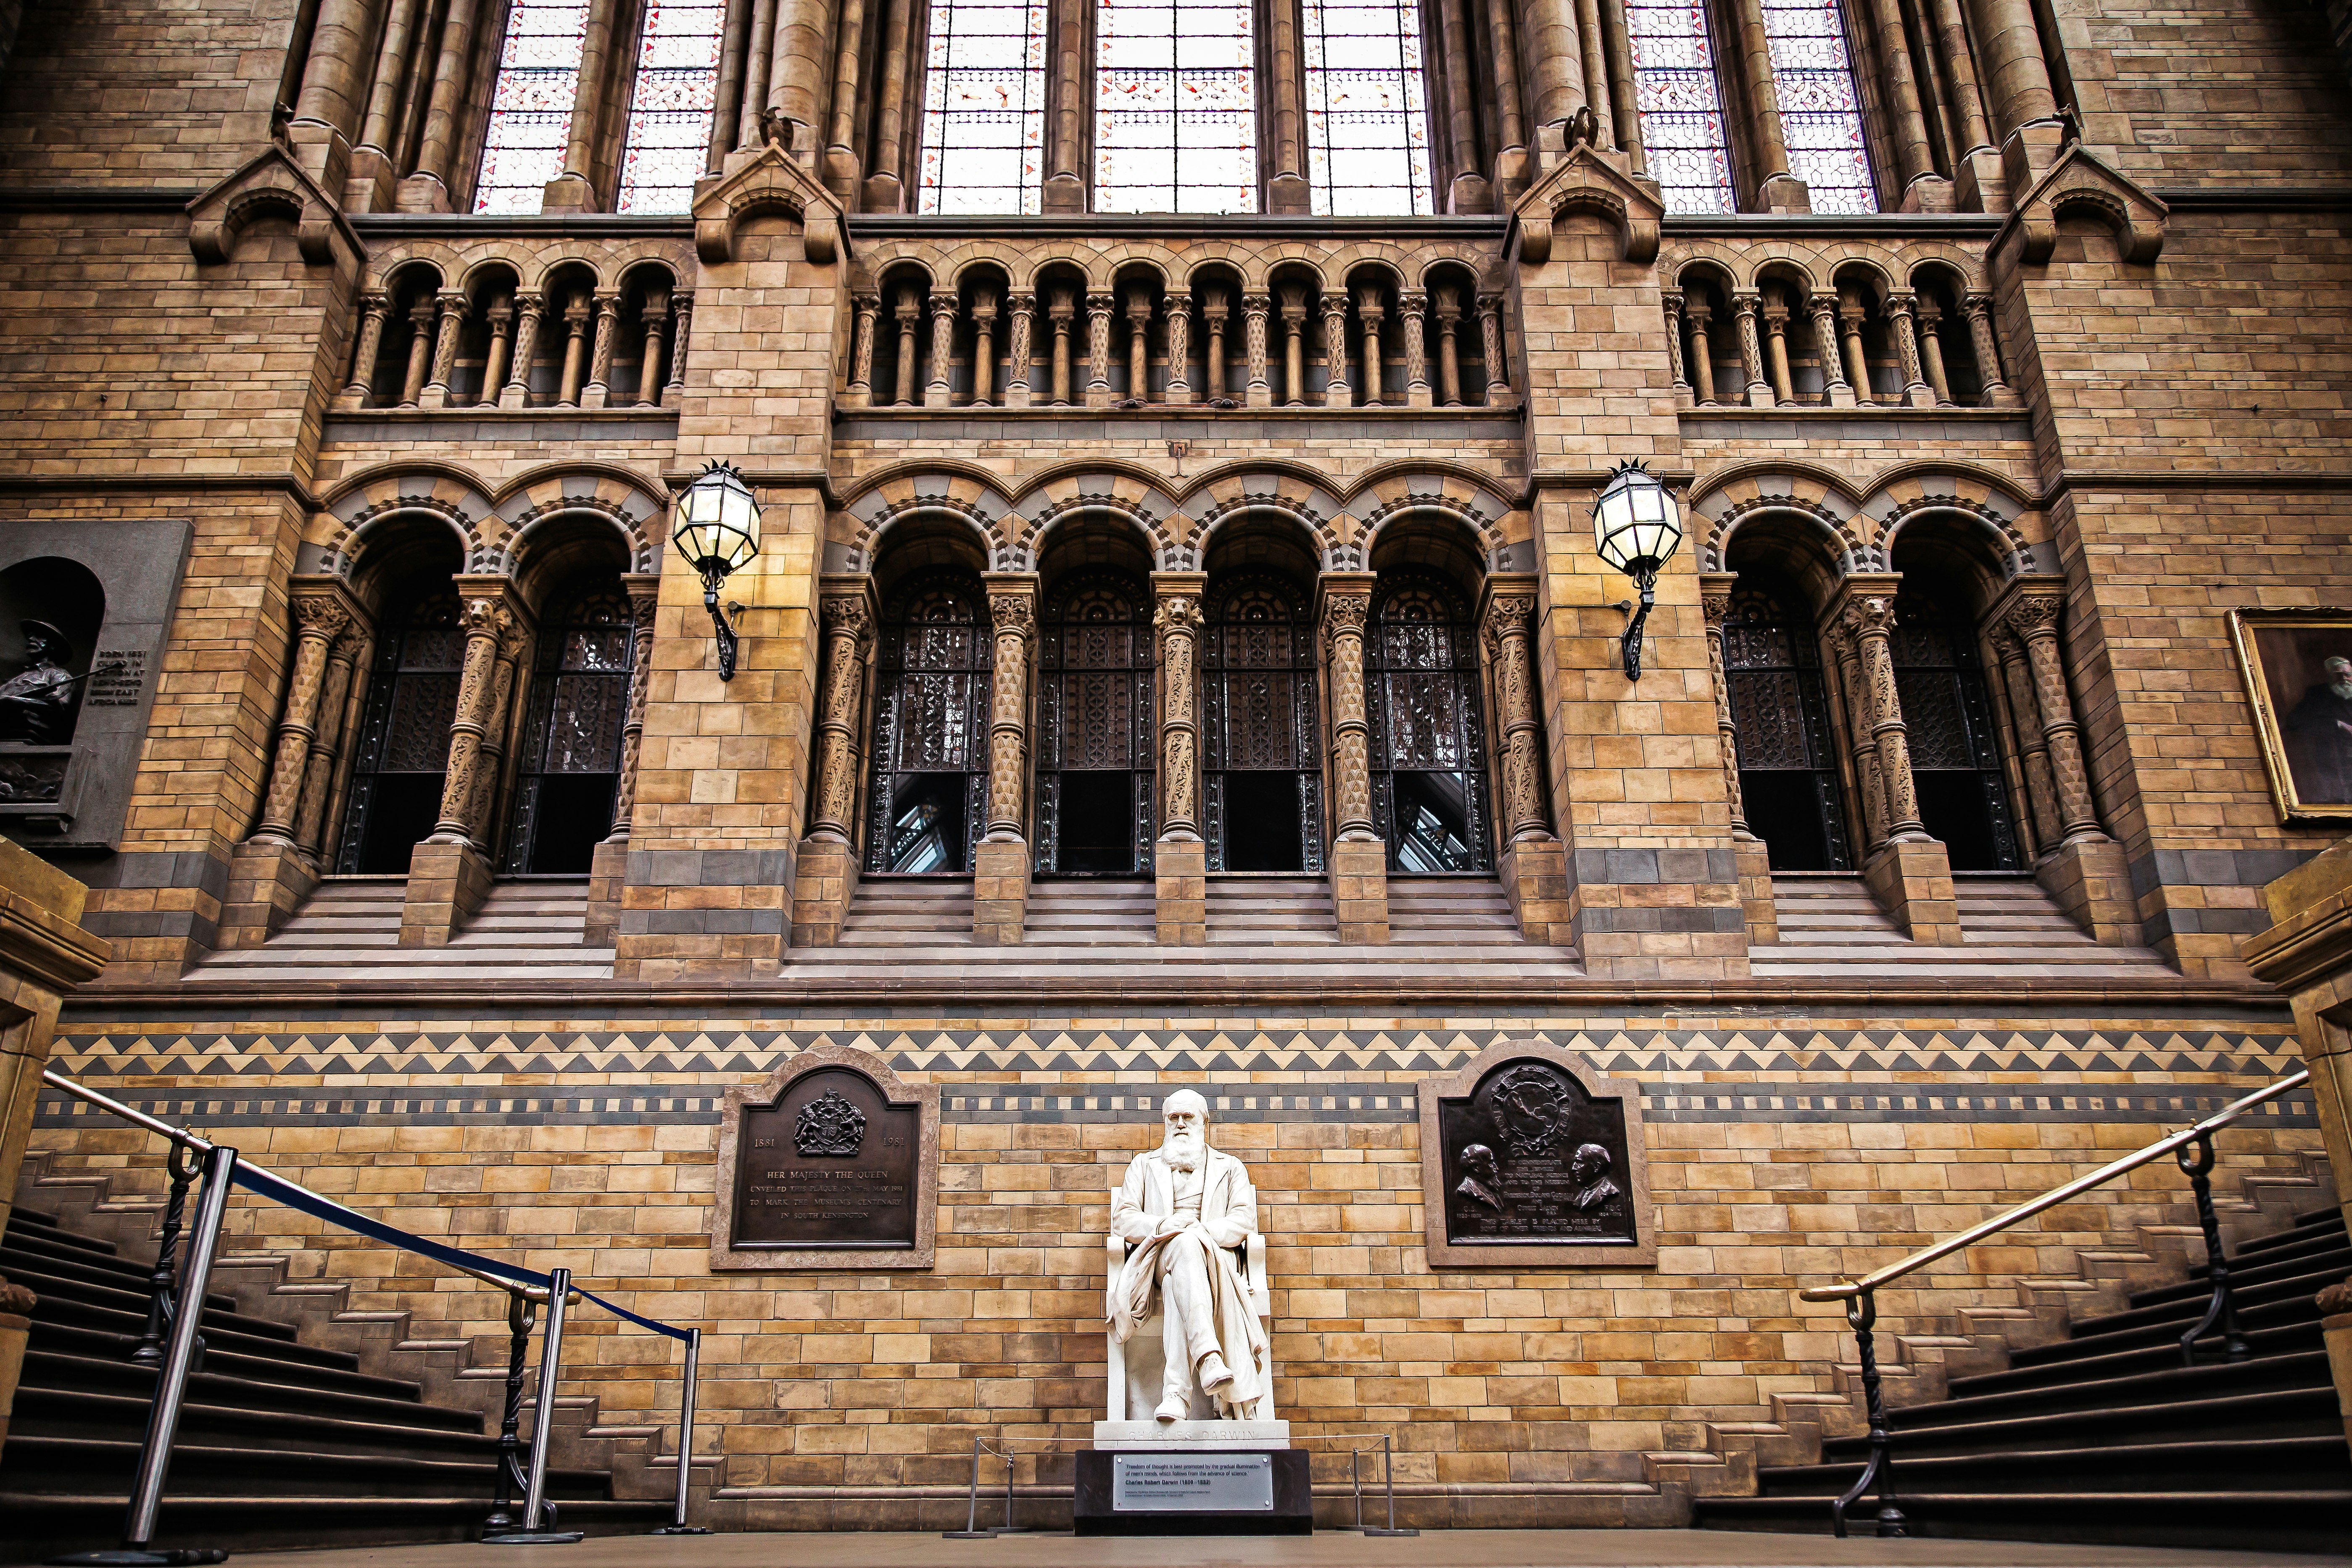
1760,0,1877,213
919,0,1048,213
476,0,591,213
1627,0,1736,213
1303,0,1431,216
616,0,726,213
1094,0,1258,212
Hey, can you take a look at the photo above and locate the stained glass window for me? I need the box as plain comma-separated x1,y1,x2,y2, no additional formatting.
1761,0,1877,213
1626,0,1736,213
919,0,1049,212
616,0,726,213
1093,0,1258,213
475,0,592,214
1302,0,1431,215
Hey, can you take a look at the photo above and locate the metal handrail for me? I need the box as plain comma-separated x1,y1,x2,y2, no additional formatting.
35,1068,708,1555
1798,1067,2311,1543
1800,1068,2309,1302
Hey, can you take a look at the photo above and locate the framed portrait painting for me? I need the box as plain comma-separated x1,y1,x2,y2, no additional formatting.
2231,608,2352,822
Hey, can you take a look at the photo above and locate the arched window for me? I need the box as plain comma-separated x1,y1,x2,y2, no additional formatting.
865,569,992,875
1723,580,1850,871
1760,0,1876,213
1627,0,1738,213
1036,569,1154,875
1094,0,1258,212
918,0,1050,212
1891,588,2019,870
475,0,594,213
615,0,730,213
502,581,633,875
1368,569,1491,873
1202,572,1322,873
1302,0,1433,215
338,590,463,874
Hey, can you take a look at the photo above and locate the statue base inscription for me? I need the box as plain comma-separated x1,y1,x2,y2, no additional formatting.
1074,1450,1310,1535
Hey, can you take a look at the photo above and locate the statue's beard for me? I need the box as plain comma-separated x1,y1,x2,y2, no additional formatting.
1160,1129,1204,1172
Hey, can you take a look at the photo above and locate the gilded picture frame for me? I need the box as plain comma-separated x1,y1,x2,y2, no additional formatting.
2230,607,2352,823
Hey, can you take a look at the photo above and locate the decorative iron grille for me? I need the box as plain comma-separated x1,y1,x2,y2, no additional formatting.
1202,571,1323,873
1724,580,1851,871
502,582,633,875
1891,589,2020,870
1367,569,1492,873
337,590,463,874
864,569,992,875
1036,569,1155,876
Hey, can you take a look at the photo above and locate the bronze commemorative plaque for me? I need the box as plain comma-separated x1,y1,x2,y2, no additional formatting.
710,1044,939,1270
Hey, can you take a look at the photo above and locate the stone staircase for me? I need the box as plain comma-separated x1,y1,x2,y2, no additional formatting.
1025,880,1156,945
1692,1203,2352,1551
0,1200,672,1558
187,877,614,983
1387,878,1526,946
1749,874,2170,979
1206,875,1341,944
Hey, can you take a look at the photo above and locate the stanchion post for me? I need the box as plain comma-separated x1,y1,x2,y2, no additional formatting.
132,1142,199,1367
50,1144,240,1567
486,1267,583,1545
652,1326,710,1534
942,1436,993,1538
483,1290,535,1538
1358,1431,1416,1536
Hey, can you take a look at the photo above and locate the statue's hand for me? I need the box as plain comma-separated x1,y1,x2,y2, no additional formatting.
1153,1213,1188,1237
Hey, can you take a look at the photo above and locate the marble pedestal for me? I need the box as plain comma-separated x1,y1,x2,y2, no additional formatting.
1092,1418,1291,1450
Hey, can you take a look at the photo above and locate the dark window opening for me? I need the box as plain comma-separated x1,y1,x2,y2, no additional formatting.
865,569,991,875
1036,568,1153,875
1202,571,1323,875
338,589,463,875
1369,569,1492,873
1723,580,1851,872
504,580,633,875
1892,589,2020,872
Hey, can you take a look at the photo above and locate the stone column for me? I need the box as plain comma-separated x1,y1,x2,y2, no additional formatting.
1575,0,1614,140
822,0,871,198
1661,292,1691,407
253,595,354,844
767,0,836,163
1004,292,1035,408
1685,302,1717,405
1963,292,2021,407
341,292,389,406
1084,292,1115,408
738,0,779,152
1265,0,1310,212
353,0,425,198
1863,0,1942,206
1399,289,1432,408
1482,587,1553,845
462,615,528,849
606,574,662,842
974,576,1038,945
1991,627,2060,854
1356,288,1385,406
1152,573,1208,946
581,293,620,408
1042,0,1087,211
1202,292,1229,400
1483,0,1530,198
480,300,516,407
500,296,543,408
1279,286,1308,405
403,582,513,948
925,289,957,408
401,0,488,209
1837,292,1875,405
1964,0,2063,187
1163,293,1194,404
1887,292,1934,407
1916,300,1953,404
287,0,385,185
1521,0,1587,153
638,288,670,407
1125,290,1154,402
1434,0,1490,211
1048,289,1076,404
1732,291,1771,408
662,293,692,407
557,296,592,406
398,298,435,406
1828,621,1889,854
790,576,879,949
1762,299,1795,404
419,290,467,409
971,292,999,407
1317,572,1387,943
845,291,880,407
1810,296,1854,407
1726,0,1805,208
294,628,364,858
1836,578,1963,944
1322,292,1352,408
2003,592,2103,844
1241,292,1273,408
1434,288,1463,406
860,0,914,208
544,0,624,210
894,288,921,405
1701,572,1776,944
1930,0,2001,204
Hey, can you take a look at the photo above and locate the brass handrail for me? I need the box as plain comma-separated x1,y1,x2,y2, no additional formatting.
1800,1067,2311,1302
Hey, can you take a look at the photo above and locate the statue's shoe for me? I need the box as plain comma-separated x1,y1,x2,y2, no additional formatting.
1197,1352,1235,1395
1154,1397,1189,1421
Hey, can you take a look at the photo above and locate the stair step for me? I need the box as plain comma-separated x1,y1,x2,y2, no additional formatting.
1694,1489,2352,1552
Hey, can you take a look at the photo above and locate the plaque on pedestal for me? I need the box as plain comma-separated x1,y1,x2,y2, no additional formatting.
709,1043,938,1270
1073,1449,1312,1535
1417,1037,1657,1268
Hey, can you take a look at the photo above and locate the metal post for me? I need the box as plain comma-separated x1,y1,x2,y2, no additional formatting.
2177,1132,2250,1365
1361,1431,1415,1536
482,1291,535,1537
1352,1446,1363,1531
941,1436,993,1538
132,1143,199,1366
51,1145,239,1566
486,1267,583,1544
1831,1288,1906,1539
651,1328,710,1534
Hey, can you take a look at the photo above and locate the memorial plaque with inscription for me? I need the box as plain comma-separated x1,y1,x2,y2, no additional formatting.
1417,1038,1656,1268
710,1044,939,1270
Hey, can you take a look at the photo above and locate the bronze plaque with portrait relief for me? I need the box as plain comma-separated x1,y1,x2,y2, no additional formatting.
710,1044,940,1270
1418,1038,1657,1268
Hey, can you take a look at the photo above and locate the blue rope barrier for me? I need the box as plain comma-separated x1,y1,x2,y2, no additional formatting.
234,1163,556,1291
578,1285,693,1343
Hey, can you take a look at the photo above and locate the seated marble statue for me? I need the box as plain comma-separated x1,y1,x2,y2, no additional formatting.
1108,1088,1271,1422
0,621,76,744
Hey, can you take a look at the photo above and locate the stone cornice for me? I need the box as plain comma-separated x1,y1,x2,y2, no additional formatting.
0,890,111,995
2242,891,2352,995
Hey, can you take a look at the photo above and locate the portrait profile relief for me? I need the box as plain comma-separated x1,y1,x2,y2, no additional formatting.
2231,609,2352,822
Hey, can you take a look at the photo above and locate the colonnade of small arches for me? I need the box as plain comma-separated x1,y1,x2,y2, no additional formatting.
338,253,695,413
1661,248,2017,411
844,251,1516,411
